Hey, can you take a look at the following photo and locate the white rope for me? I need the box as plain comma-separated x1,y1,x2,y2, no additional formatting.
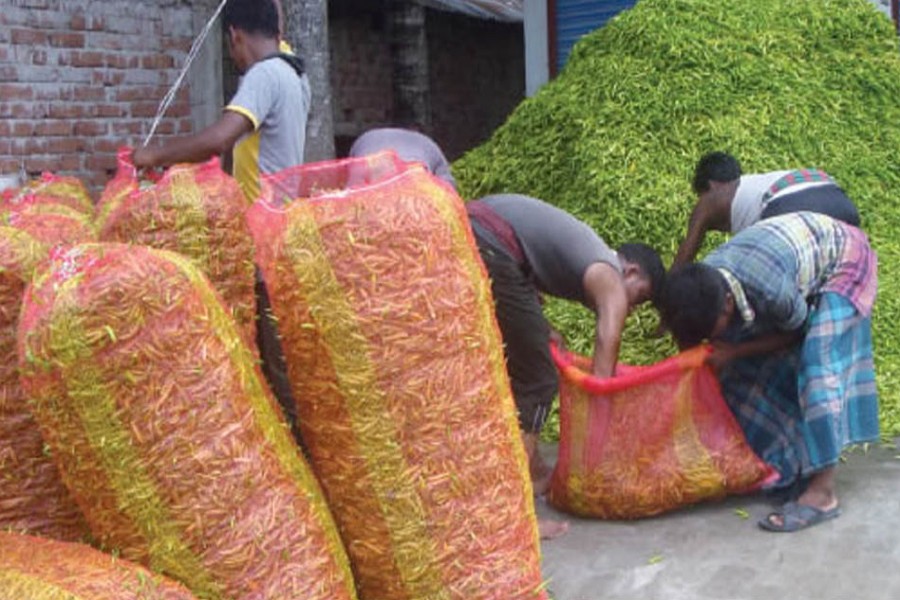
143,0,230,147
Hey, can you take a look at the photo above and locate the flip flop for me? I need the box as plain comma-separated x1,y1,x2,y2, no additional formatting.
758,501,841,533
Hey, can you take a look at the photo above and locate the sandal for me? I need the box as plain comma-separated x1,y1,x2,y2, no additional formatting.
758,501,841,533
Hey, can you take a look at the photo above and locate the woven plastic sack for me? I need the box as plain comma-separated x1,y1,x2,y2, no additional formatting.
548,345,777,519
1,172,94,216
248,151,546,600
96,148,256,348
0,531,198,600
0,227,89,541
17,243,357,600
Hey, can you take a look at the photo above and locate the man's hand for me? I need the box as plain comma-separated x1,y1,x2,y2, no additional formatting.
548,328,566,351
706,341,739,372
132,146,159,170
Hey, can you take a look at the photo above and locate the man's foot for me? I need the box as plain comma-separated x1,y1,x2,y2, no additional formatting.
758,500,841,532
539,519,569,540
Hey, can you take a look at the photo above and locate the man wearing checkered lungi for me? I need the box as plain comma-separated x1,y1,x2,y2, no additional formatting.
660,211,879,532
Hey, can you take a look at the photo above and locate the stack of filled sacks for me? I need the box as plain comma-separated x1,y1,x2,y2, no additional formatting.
248,150,547,599
0,531,198,599
17,243,357,600
0,174,96,541
95,149,257,347
0,172,96,247
0,226,91,541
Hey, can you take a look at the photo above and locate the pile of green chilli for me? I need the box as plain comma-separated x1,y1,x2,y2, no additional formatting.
453,0,900,438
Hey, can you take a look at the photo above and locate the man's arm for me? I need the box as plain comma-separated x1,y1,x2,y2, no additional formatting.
671,197,728,268
582,262,629,378
707,330,802,371
132,111,253,169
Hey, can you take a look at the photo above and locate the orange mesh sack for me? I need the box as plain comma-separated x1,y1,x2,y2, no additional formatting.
549,345,777,519
1,172,94,216
0,531,198,600
0,227,89,541
96,148,256,348
247,151,546,600
17,243,357,600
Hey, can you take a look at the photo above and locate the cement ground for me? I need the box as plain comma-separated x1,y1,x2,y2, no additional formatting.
537,439,900,600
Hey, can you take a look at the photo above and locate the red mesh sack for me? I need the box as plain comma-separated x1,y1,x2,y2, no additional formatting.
0,227,89,541
247,151,546,600
96,148,256,348
1,172,94,216
17,243,357,600
549,345,777,519
0,531,198,599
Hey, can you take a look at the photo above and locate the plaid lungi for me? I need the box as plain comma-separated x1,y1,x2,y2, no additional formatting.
718,292,879,488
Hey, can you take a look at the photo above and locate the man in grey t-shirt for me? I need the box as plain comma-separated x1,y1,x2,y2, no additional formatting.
133,0,310,204
467,194,665,538
348,128,456,189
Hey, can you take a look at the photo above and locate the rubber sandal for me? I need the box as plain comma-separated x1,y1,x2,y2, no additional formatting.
758,501,841,533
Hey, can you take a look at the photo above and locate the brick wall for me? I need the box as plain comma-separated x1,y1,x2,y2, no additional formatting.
329,0,524,161
0,0,220,196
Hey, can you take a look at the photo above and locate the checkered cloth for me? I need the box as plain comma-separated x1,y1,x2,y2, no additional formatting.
717,292,880,487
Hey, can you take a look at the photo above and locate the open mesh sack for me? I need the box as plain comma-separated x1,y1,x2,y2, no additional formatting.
247,151,546,600
95,148,256,348
0,531,198,600
18,243,357,600
0,227,89,541
549,345,777,519
1,172,94,216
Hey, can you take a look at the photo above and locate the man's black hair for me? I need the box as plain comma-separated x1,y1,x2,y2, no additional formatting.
660,263,727,348
692,151,742,195
223,0,279,38
618,243,666,307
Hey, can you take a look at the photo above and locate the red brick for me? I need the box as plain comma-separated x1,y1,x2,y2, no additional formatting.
92,70,125,86
0,122,9,136
12,122,34,136
112,121,144,136
25,156,80,174
85,153,118,173
0,103,33,119
178,119,194,134
70,51,104,68
11,29,48,46
74,121,109,136
141,54,175,69
115,86,169,102
47,104,95,119
131,101,160,118
44,138,82,154
96,104,128,118
70,14,86,30
35,121,73,136
0,66,17,82
162,36,193,52
92,138,121,154
31,49,48,66
0,84,34,101
49,32,85,48
73,86,105,102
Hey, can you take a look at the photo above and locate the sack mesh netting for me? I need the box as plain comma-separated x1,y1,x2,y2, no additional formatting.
549,344,777,519
18,243,357,600
96,149,256,348
247,151,546,600
0,531,198,599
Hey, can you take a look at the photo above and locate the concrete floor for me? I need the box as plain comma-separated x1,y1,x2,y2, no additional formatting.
537,439,900,600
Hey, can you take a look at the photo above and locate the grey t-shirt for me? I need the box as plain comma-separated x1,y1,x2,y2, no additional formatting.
479,194,621,306
348,128,456,189
226,57,311,201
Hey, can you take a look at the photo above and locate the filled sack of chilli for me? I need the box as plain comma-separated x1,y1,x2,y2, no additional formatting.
0,227,89,541
0,531,198,600
1,171,94,216
247,151,546,600
549,345,777,519
95,148,256,348
17,243,357,600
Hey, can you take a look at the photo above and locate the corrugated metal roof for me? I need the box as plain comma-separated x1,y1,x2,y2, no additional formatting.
417,0,524,22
